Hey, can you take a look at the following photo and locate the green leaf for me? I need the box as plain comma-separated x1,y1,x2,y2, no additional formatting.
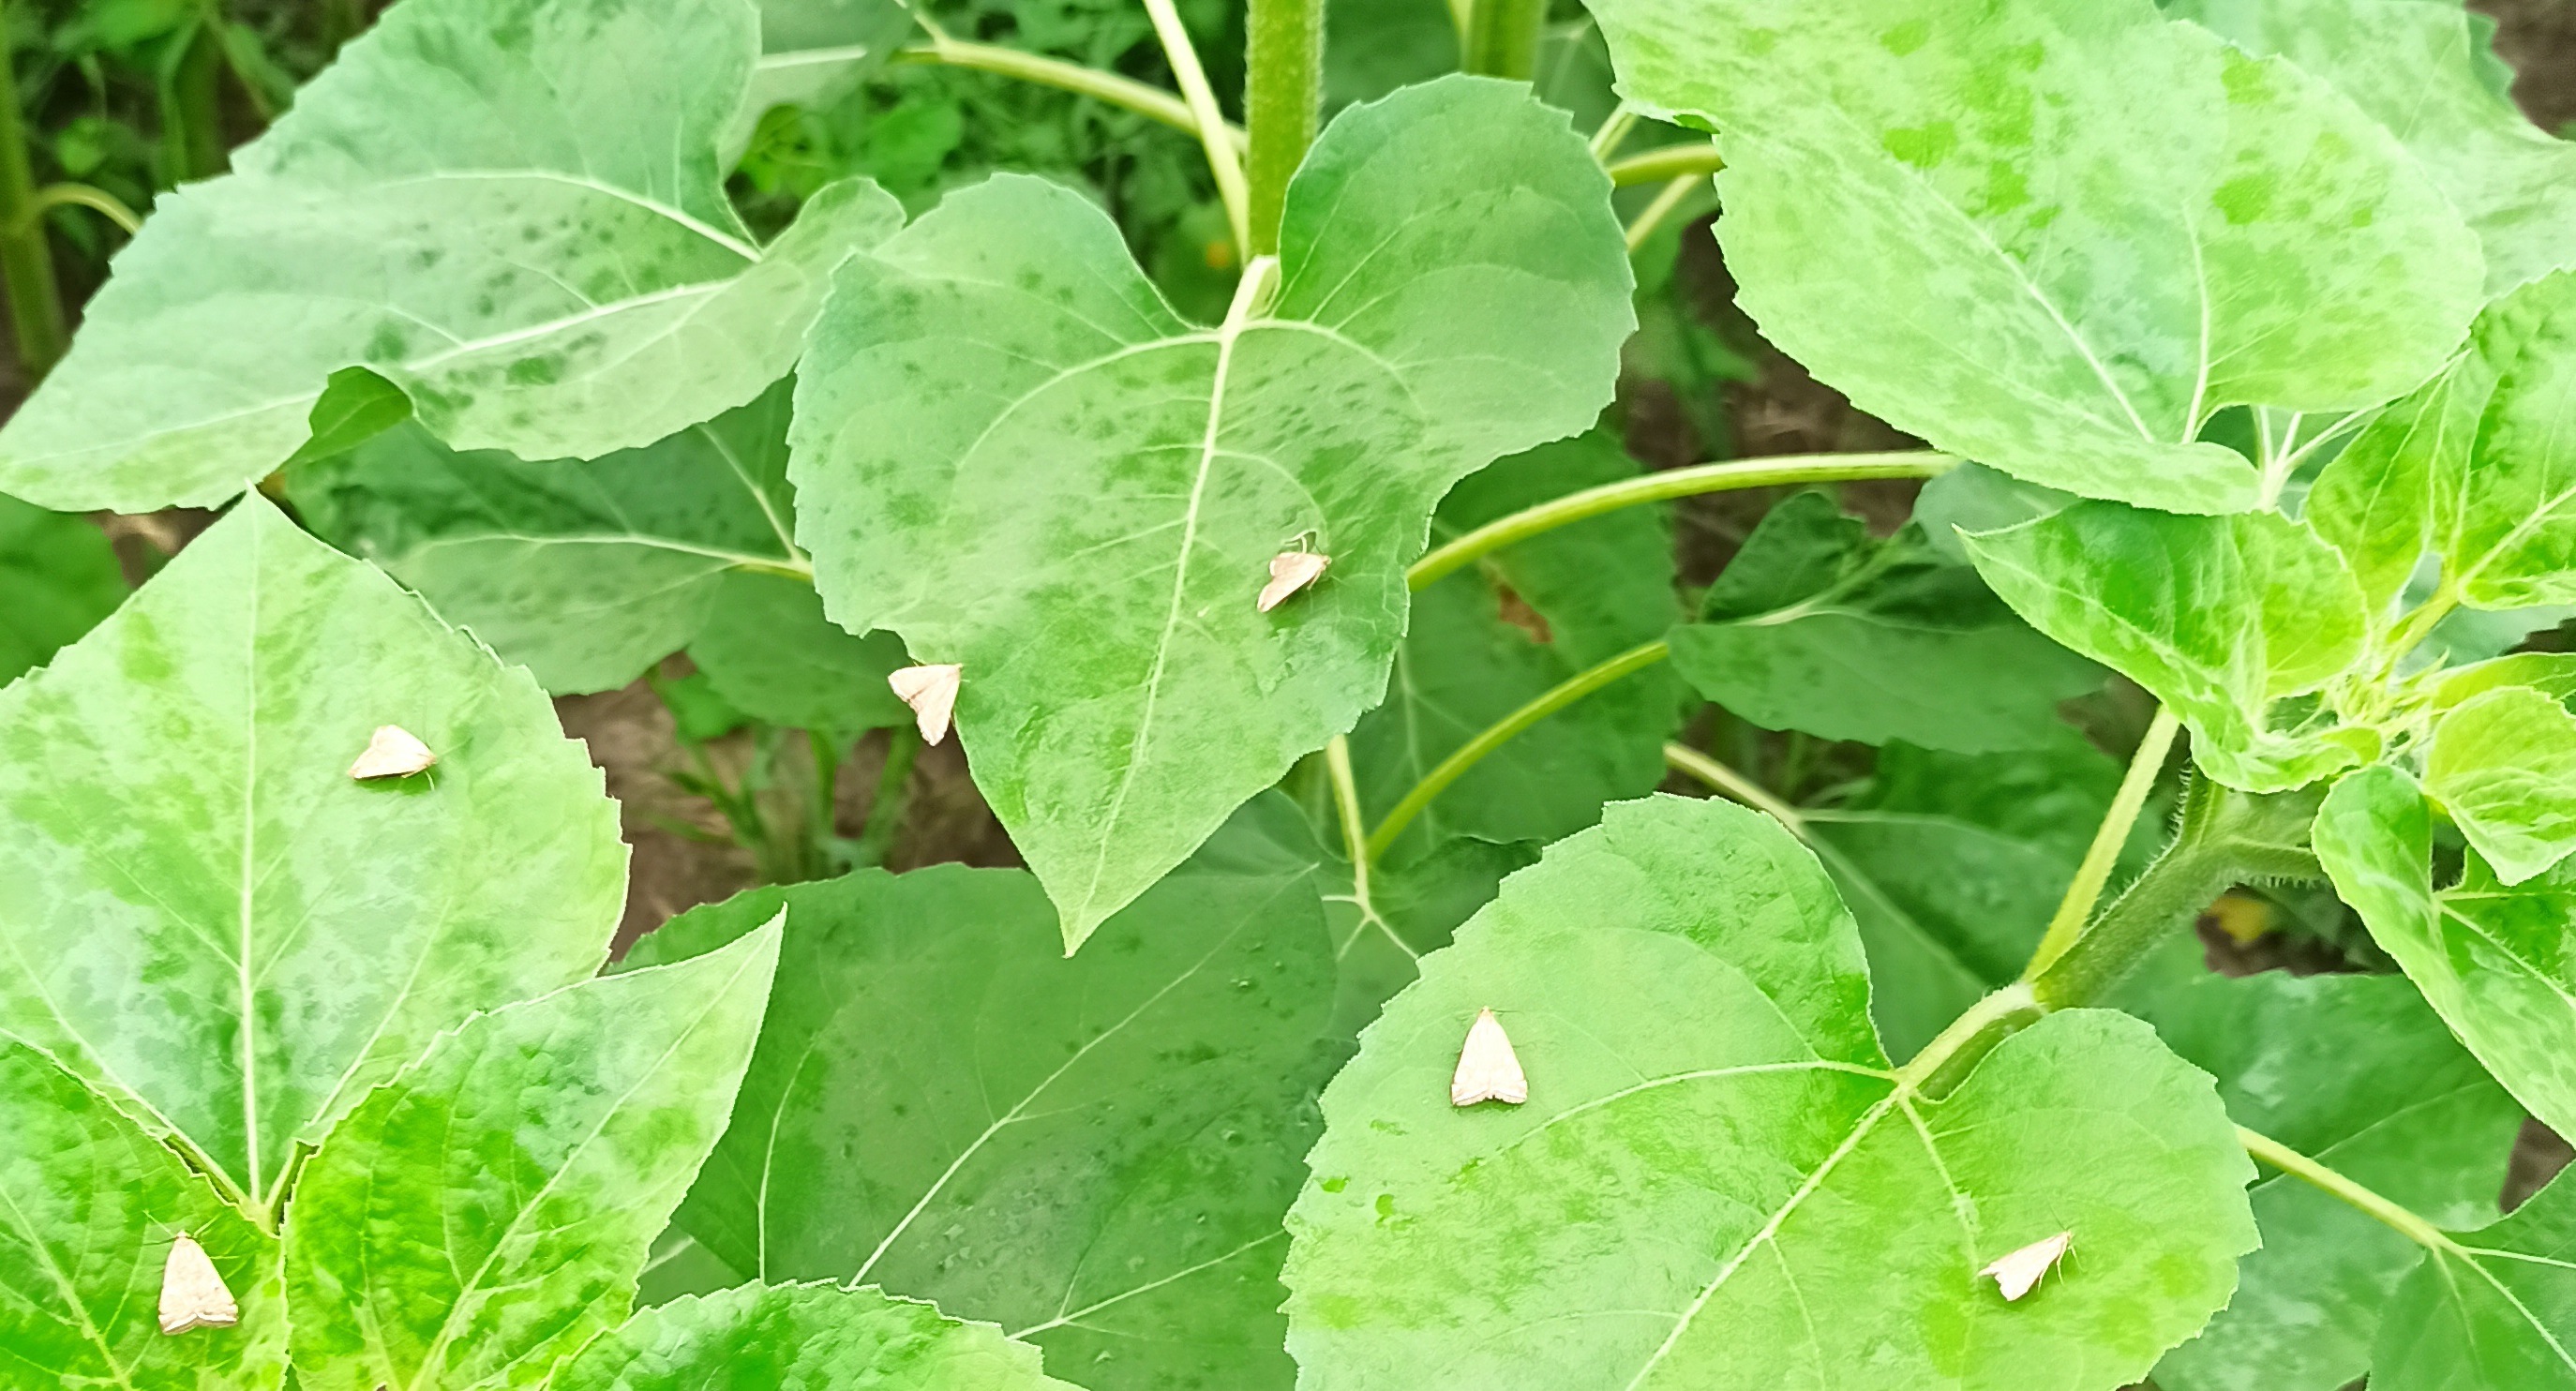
1282,794,2257,1389
2428,684,2576,884
291,380,808,695
0,493,124,686
727,0,918,160
0,0,904,513
0,1040,287,1390
279,366,415,471
789,75,1633,945
1965,499,2373,790
1587,0,2483,513
1860,729,2141,866
2173,0,2576,296
2374,1165,2576,1391
2125,968,2523,1391
1912,461,2077,564
1670,491,2103,752
0,497,625,1205
284,918,782,1391
2311,272,2576,619
687,572,911,740
551,1284,1078,1391
1353,433,1682,856
616,856,1340,1391
2433,651,2576,711
2316,763,2576,1138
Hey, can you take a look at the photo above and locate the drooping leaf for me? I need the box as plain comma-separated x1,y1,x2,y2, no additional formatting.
687,571,912,740
284,918,782,1391
2315,763,2576,1138
551,1284,1078,1391
615,854,1340,1391
1670,491,2102,752
0,497,625,1205
1351,432,1682,857
1587,0,2483,513
1282,795,2257,1390
2372,1164,2576,1391
1912,461,2077,564
2173,0,2576,295
291,380,808,695
2311,272,2576,620
2125,966,2523,1391
788,75,1632,945
2427,684,2576,884
0,1040,287,1391
0,0,903,512
1965,499,2374,790
0,493,124,686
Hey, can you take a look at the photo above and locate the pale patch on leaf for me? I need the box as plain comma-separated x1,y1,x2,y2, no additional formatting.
1450,1008,1528,1107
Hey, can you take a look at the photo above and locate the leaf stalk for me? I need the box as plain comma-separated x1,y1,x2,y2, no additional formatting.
2239,1126,2458,1255
1606,142,1725,187
1140,0,1251,256
2020,707,2180,980
892,39,1245,149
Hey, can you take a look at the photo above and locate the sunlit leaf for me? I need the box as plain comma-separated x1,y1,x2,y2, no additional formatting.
2427,685,2576,884
554,1284,1079,1391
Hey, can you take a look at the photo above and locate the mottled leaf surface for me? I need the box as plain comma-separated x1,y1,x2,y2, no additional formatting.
0,498,625,1204
2374,1166,2576,1391
1588,0,2481,512
285,920,781,1391
1670,491,2101,752
0,1040,287,1391
618,858,1339,1391
0,0,901,512
0,494,123,686
554,1284,1078,1391
1966,500,2373,790
789,75,1632,944
1283,795,2256,1390
2428,684,2576,884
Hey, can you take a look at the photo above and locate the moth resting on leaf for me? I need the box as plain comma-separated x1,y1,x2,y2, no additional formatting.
1451,1008,1528,1106
157,1232,238,1334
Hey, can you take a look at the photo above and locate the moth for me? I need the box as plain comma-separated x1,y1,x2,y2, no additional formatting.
888,664,964,745
158,1232,239,1334
1449,1007,1528,1106
1978,1230,2072,1301
348,725,435,780
1257,548,1330,613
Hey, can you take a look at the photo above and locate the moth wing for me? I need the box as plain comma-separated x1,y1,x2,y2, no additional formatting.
887,665,963,745
1978,1230,2071,1302
348,725,435,780
1450,1008,1528,1106
158,1233,240,1334
1257,551,1329,613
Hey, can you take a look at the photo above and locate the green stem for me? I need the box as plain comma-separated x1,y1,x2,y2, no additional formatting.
160,20,228,185
1365,639,1671,860
1624,174,1700,253
1661,742,1806,834
1607,142,1725,187
0,0,65,379
1242,0,1321,257
1140,0,1251,256
25,182,142,234
891,40,1244,149
2383,582,2461,667
1325,734,1372,907
2020,707,2179,980
1587,105,1639,162
1461,0,1548,78
1409,452,1956,591
2239,1127,2456,1254
855,726,921,867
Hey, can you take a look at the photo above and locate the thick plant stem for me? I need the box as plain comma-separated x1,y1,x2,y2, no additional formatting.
1662,743,1806,835
1141,0,1251,256
1410,453,1955,590
2020,708,2180,980
1325,735,1372,905
893,41,1242,147
1366,640,1671,860
1461,0,1547,78
0,2,67,380
1242,0,1321,256
2240,1127,2456,1253
1607,142,1725,187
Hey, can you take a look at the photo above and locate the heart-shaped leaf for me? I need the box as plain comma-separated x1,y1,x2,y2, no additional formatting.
787,74,1633,945
551,1283,1078,1391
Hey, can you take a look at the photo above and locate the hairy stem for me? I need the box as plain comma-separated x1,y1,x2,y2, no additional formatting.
1141,0,1251,255
1365,640,1672,860
2020,707,2180,980
1243,0,1321,256
0,0,67,379
892,40,1243,147
1461,0,1548,78
1410,453,1955,590
1661,742,1806,835
2240,1127,2457,1254
1607,142,1725,187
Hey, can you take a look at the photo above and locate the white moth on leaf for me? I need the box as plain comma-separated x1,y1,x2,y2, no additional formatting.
888,664,964,745
347,725,435,780
1257,549,1329,612
157,1232,239,1334
1978,1231,2072,1301
1450,1007,1528,1106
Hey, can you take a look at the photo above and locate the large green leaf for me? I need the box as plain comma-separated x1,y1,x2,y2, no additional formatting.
0,494,124,686
0,0,902,513
289,377,811,695
0,498,625,1205
2427,684,2576,884
2174,0,2576,296
787,75,1633,946
2311,272,2576,620
552,1284,1077,1391
0,1040,287,1391
1670,491,2102,752
617,856,1340,1391
2128,967,2523,1391
2315,763,2576,1138
285,918,781,1391
1965,499,2374,790
1281,795,2256,1389
2373,1165,2576,1391
1587,0,2482,513
687,571,912,740
1352,433,1680,857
